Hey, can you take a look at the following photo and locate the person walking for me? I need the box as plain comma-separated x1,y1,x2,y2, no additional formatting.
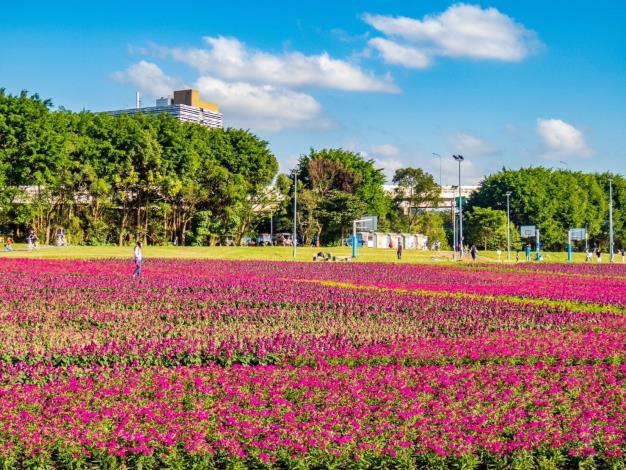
525,243,531,261
470,245,478,262
132,241,143,278
396,239,403,260
595,246,602,263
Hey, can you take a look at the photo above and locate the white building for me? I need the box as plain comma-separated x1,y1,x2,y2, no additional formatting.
384,184,479,213
105,89,223,129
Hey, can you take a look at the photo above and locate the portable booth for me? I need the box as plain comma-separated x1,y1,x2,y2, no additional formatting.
416,234,429,250
373,232,391,249
401,233,417,249
389,233,401,249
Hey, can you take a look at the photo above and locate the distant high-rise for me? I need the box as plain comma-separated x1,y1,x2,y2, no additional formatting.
105,89,223,128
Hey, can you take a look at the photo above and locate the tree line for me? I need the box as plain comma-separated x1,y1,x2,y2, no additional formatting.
468,168,624,251
1,89,280,245
1,90,621,250
0,89,449,246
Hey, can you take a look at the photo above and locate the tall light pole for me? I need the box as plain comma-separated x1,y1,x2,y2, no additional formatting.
292,172,297,258
432,153,442,188
452,155,464,258
609,177,614,262
506,191,512,261
451,197,456,260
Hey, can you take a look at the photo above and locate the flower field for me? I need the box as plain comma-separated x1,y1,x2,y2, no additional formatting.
1,258,626,468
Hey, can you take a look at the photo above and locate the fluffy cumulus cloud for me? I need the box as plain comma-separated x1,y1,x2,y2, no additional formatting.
367,38,431,69
195,76,323,132
363,3,541,68
112,62,323,131
160,36,398,93
536,118,593,158
111,61,185,98
113,35,402,132
451,132,499,156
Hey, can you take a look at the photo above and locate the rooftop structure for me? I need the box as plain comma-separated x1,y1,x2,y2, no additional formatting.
105,89,223,129
385,184,480,213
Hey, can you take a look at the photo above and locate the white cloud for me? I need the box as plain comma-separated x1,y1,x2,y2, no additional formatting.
368,38,431,69
160,36,399,93
374,157,404,181
111,61,185,97
368,144,403,180
363,4,541,68
195,76,323,132
370,143,400,158
451,132,499,156
441,157,484,185
536,118,593,158
112,62,324,132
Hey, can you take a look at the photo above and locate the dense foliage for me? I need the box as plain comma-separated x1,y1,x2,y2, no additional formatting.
292,148,391,245
469,168,622,250
2,258,626,468
0,89,279,245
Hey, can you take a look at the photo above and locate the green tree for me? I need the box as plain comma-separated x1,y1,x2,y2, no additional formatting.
392,167,441,232
465,207,520,250
294,148,389,244
414,212,449,249
469,167,614,250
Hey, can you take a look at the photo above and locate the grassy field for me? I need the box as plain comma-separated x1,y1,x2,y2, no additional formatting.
0,244,602,264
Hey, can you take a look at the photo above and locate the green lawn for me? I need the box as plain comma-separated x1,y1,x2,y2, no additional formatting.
0,244,601,264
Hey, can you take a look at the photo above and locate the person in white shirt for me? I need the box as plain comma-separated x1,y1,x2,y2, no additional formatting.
133,241,143,277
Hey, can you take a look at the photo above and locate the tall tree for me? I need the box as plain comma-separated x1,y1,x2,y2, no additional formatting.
392,168,441,232
294,148,389,244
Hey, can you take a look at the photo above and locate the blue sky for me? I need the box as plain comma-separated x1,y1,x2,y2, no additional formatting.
2,1,625,184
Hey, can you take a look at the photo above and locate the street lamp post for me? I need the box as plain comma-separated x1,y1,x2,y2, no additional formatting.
506,191,512,261
609,177,614,262
432,153,442,188
452,155,464,258
292,173,297,258
451,198,456,260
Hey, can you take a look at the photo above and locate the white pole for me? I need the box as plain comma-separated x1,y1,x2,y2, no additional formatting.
457,159,463,258
352,221,357,258
292,173,297,258
452,199,456,260
609,178,614,262
506,191,511,261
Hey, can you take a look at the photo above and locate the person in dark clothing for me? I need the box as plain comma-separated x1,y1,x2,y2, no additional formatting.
396,240,403,260
470,245,478,261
